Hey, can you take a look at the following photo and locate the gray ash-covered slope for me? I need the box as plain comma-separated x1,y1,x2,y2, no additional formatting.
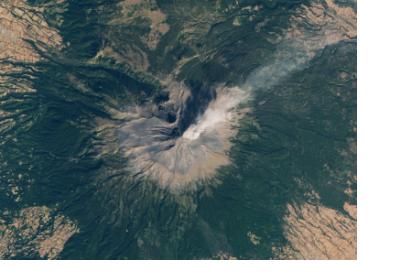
0,0,356,259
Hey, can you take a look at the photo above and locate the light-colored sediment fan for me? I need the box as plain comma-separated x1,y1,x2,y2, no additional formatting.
0,206,79,260
0,0,62,64
97,80,250,188
280,202,357,260
0,0,63,93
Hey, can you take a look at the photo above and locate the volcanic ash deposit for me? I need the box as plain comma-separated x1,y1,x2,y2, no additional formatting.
97,81,249,189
